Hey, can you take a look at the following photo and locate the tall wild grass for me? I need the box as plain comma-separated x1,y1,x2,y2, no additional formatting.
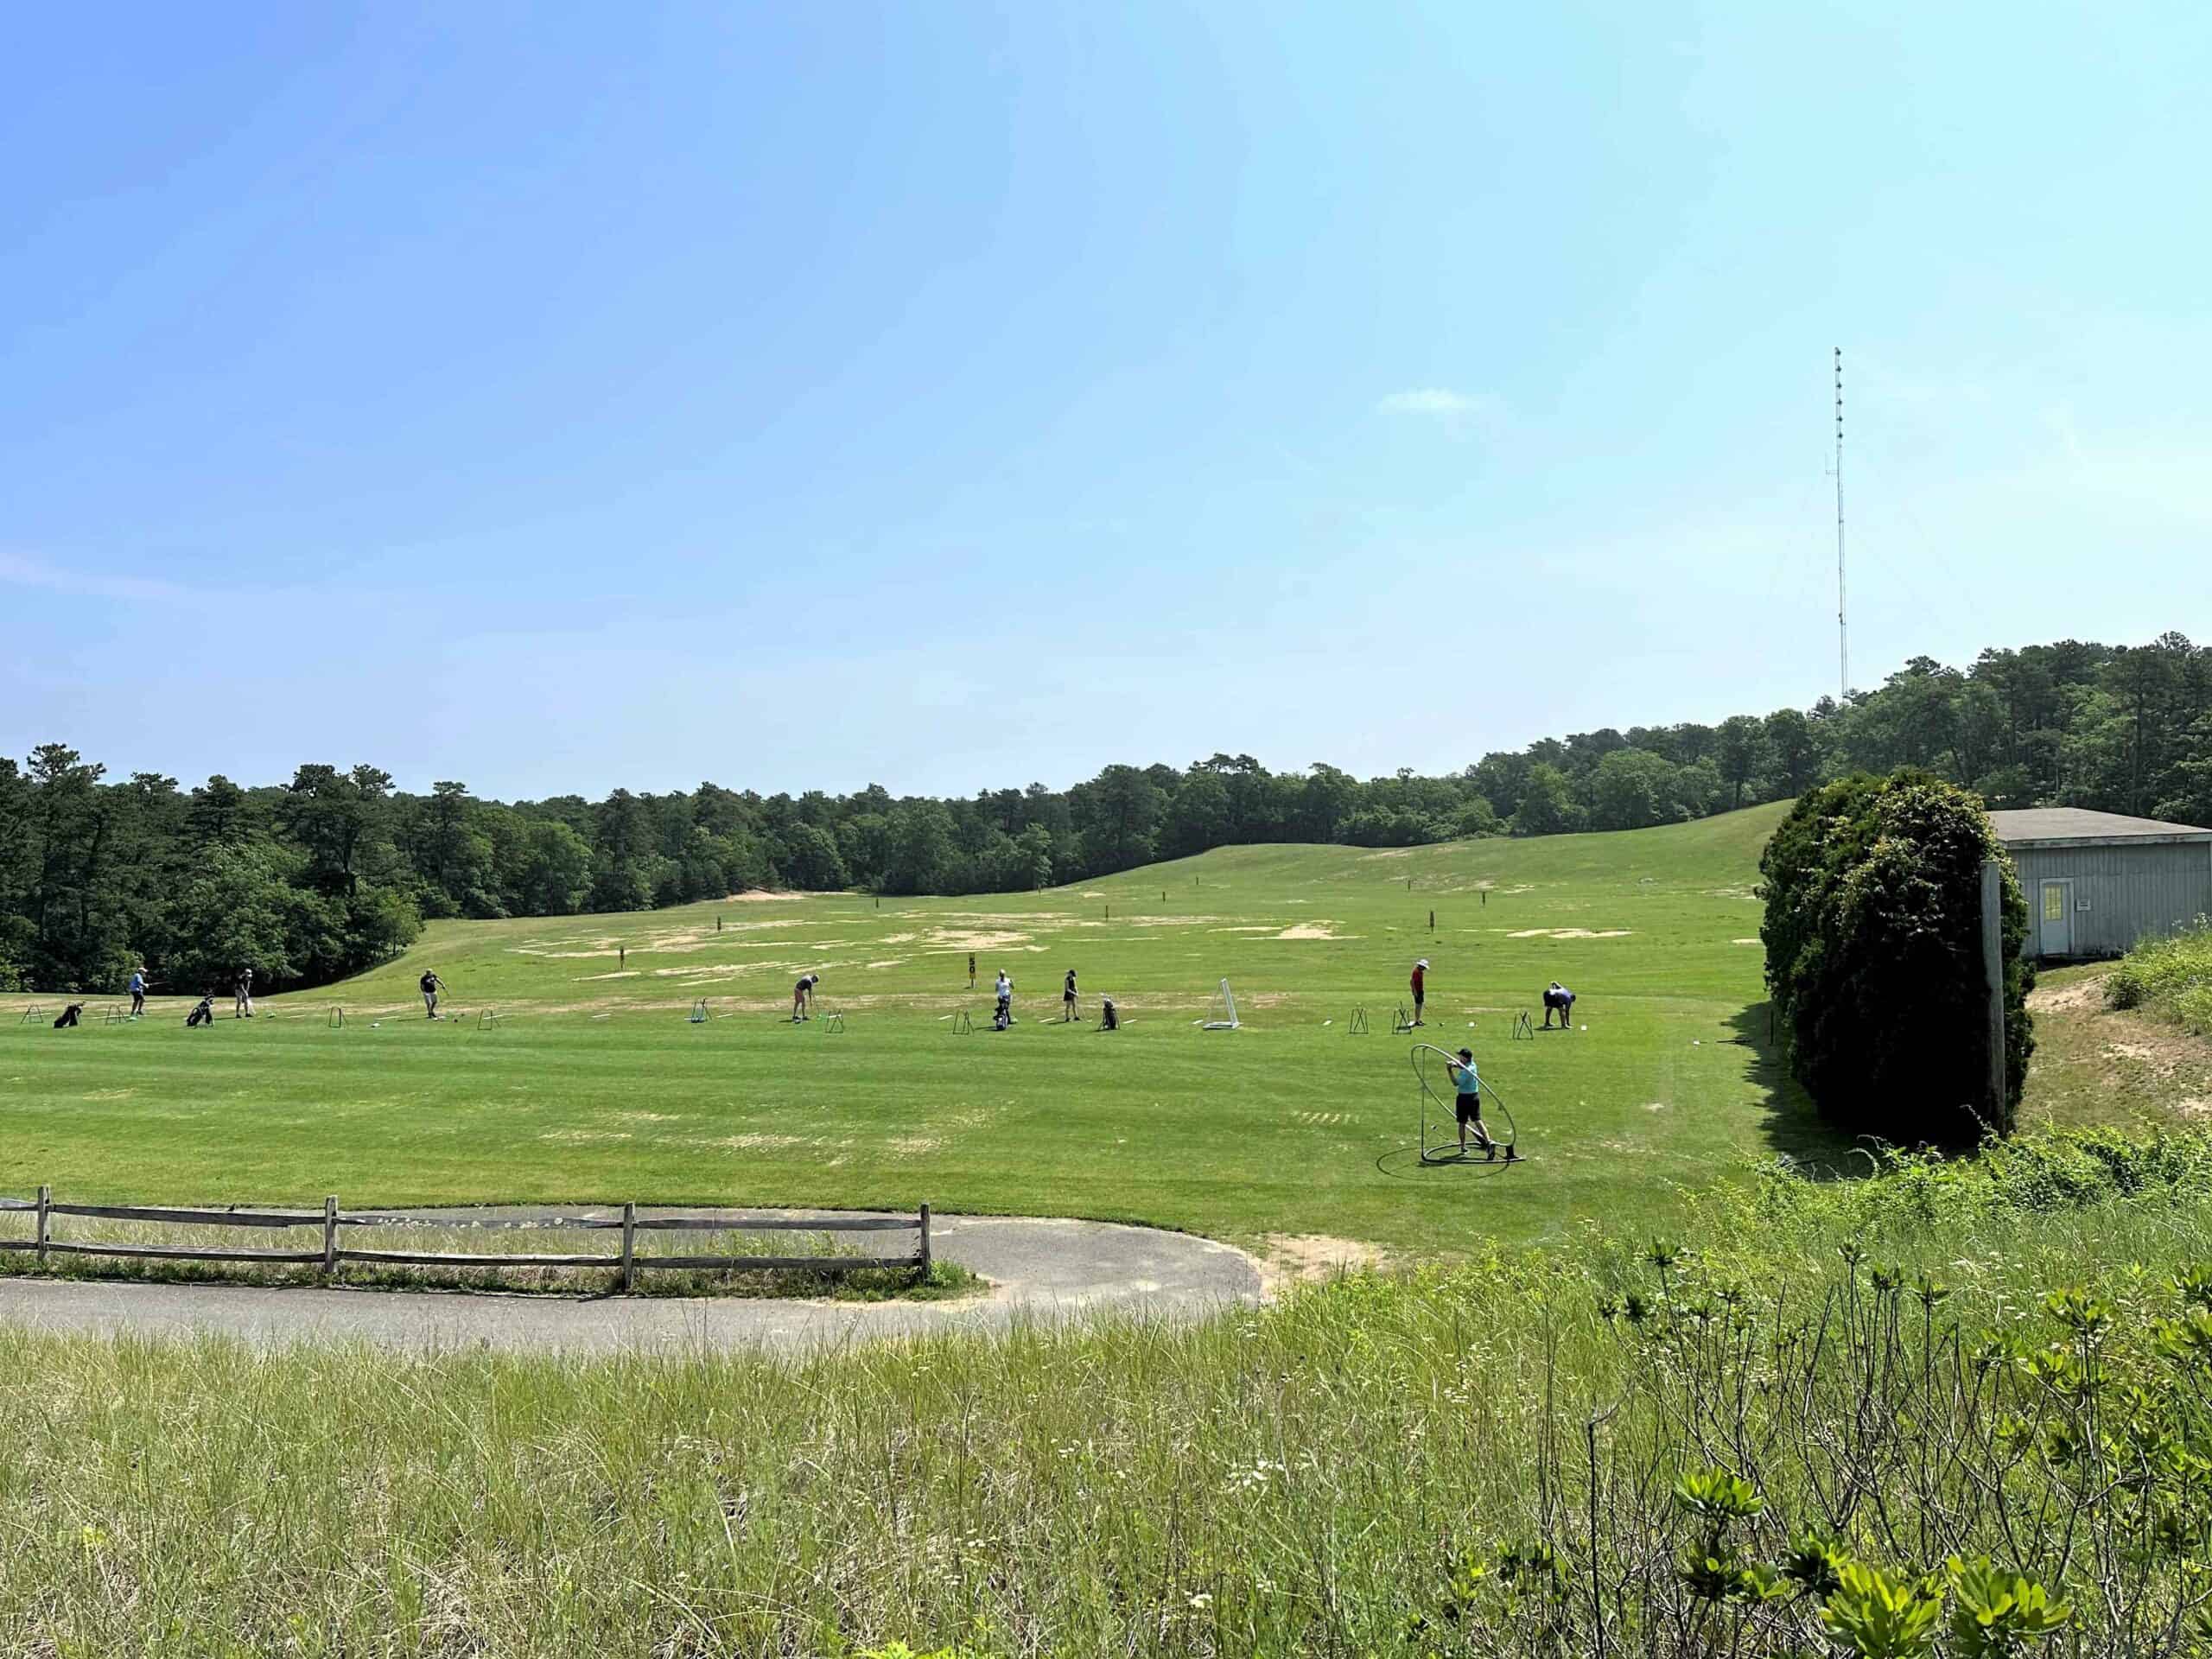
1,1128,2209,1656
2107,918,2212,1036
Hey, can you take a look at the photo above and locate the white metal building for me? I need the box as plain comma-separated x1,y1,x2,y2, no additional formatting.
1989,807,2212,962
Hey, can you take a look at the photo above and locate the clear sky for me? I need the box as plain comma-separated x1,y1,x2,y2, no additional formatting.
4,3,2205,801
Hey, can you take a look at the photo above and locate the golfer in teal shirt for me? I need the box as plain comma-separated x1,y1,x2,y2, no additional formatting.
1448,1047,1496,1160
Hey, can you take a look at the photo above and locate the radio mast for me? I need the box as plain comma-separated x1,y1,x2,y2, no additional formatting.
1834,346,1847,703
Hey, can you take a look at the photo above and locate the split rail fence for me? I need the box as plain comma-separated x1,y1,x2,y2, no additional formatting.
0,1191,931,1293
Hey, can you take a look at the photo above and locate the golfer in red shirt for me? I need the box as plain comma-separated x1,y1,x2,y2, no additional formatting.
1410,958,1428,1027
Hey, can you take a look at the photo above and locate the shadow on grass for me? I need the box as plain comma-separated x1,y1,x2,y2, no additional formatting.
1725,1001,1859,1177
1372,1146,1523,1182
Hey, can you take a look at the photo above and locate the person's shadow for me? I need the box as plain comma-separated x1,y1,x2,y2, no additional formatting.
1726,1001,1858,1176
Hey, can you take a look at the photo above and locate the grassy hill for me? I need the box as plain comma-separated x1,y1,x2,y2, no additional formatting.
0,805,1827,1252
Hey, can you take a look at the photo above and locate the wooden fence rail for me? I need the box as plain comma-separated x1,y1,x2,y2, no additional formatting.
0,1189,931,1294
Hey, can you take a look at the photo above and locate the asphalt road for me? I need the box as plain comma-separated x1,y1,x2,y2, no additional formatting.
0,1210,1263,1355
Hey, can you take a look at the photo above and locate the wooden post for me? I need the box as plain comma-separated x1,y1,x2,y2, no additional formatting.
918,1203,932,1277
620,1202,636,1294
322,1195,339,1274
1980,860,2007,1133
35,1185,50,1267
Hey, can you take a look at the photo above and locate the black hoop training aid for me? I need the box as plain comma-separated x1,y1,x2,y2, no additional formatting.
1410,1042,1520,1166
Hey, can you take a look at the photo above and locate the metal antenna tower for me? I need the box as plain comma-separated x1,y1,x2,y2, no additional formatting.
1834,346,1847,702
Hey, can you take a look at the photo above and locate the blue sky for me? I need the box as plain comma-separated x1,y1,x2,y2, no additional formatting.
4,3,2206,801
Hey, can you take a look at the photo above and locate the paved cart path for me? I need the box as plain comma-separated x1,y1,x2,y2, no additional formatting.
0,1210,1263,1354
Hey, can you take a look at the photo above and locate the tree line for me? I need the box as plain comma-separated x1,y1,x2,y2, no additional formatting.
4,631,2207,994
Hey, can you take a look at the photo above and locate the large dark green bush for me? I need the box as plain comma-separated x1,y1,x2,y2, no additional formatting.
1759,772,2032,1145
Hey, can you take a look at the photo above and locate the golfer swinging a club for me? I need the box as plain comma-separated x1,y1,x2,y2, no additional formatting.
1447,1046,1497,1160
420,969,445,1019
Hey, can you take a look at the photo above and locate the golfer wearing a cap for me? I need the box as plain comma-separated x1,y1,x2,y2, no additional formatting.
1410,958,1429,1027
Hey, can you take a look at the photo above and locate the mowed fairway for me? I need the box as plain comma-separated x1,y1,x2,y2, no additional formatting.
0,804,1834,1253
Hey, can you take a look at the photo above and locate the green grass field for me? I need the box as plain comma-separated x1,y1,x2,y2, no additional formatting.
0,804,1847,1252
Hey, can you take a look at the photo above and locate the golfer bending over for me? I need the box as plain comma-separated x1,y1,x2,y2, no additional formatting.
421,969,445,1019
792,972,820,1022
1542,982,1575,1029
1448,1047,1497,1160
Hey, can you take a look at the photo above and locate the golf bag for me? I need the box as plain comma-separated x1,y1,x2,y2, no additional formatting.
1100,996,1118,1032
994,995,1011,1031
53,1004,83,1029
185,998,214,1028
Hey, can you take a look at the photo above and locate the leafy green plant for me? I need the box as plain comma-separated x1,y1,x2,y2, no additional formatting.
1943,1557,2070,1656
1820,1562,1946,1659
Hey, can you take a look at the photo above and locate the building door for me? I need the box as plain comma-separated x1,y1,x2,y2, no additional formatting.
2038,879,2074,959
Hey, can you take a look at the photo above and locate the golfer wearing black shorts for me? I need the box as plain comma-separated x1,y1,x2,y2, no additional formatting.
1063,968,1079,1022
1448,1047,1496,1160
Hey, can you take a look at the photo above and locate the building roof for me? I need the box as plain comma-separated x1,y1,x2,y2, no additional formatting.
1990,807,2212,848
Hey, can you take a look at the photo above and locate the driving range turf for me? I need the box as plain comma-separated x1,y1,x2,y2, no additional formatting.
0,803,1846,1253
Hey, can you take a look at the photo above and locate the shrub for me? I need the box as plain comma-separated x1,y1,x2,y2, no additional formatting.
2104,917,2212,1034
1760,773,2032,1146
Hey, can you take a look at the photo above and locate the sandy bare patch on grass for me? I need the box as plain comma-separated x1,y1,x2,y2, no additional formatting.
1507,927,1632,940
865,959,906,969
537,1128,632,1144
575,970,642,981
725,890,804,902
1277,923,1350,940
2104,1038,2195,1077
1732,938,1761,946
2030,976,2109,1014
697,1133,842,1153
1260,1234,1388,1292
922,929,1032,951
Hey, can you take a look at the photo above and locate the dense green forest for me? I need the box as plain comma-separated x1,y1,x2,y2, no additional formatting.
3,633,2208,993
